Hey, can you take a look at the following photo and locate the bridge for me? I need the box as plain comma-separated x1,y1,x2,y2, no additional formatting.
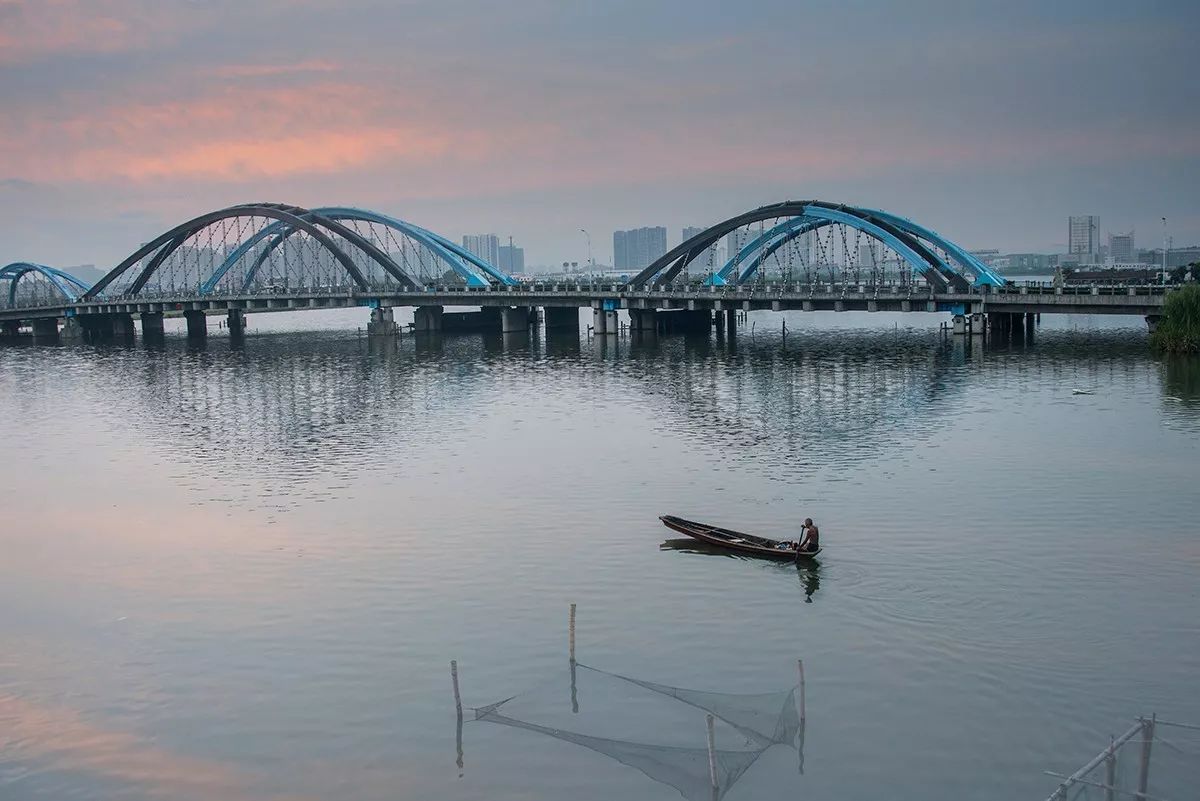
0,201,1173,343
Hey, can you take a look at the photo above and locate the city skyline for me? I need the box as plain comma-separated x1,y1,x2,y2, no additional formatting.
0,1,1197,270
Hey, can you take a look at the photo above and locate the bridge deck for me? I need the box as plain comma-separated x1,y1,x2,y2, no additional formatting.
0,282,1170,323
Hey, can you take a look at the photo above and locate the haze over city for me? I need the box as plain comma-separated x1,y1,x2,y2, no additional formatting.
1,0,1197,271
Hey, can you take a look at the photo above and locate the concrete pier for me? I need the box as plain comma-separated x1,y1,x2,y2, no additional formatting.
2,321,20,337
628,308,657,332
591,308,617,335
111,314,136,339
32,318,58,340
724,309,737,340
227,308,246,338
184,310,207,340
414,305,443,333
543,306,579,330
367,306,399,337
141,312,165,339
658,309,711,334
442,308,499,332
61,316,84,342
500,306,531,334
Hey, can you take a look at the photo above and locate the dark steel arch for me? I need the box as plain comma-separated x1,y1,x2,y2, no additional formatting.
84,203,421,300
624,201,968,291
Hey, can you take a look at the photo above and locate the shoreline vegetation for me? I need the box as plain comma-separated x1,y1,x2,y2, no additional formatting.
1151,283,1200,353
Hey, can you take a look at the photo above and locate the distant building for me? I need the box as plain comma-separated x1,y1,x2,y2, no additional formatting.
1003,253,1053,273
1069,216,1100,258
682,226,705,243
1108,231,1135,263
462,234,500,267
969,249,1002,265
497,244,525,274
613,227,667,271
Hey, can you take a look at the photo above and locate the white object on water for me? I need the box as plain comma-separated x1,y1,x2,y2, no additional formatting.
1072,389,1094,395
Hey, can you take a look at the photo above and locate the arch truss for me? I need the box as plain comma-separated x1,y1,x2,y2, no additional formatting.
0,262,92,310
84,203,516,301
625,201,1005,292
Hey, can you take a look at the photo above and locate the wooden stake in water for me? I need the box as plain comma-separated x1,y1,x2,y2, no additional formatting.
1136,715,1155,801
706,713,718,790
451,660,464,771
1104,736,1116,801
797,659,806,722
569,603,576,663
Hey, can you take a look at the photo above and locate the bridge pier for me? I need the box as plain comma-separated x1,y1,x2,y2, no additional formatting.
724,309,737,340
952,315,966,335
628,308,657,333
61,316,84,343
184,310,207,340
1146,315,1161,334
110,313,136,340
543,306,580,331
2,321,20,337
140,312,165,339
227,308,246,339
500,306,531,334
592,308,617,335
367,306,399,337
32,317,60,340
414,305,443,333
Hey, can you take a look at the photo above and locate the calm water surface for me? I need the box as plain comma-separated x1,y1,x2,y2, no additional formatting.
2,308,1198,801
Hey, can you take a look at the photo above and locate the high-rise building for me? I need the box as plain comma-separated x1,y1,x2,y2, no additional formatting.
462,234,500,267
682,226,705,243
1108,231,1135,263
1068,216,1100,256
613,227,667,271
497,244,525,274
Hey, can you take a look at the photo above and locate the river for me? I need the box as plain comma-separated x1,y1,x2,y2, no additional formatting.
2,307,1198,801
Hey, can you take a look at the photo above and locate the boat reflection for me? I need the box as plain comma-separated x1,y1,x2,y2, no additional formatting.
660,538,823,602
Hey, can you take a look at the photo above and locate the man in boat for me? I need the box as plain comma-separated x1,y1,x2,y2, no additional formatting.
797,518,819,553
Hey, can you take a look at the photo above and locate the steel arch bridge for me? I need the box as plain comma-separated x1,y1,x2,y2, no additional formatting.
0,262,92,310
624,201,1006,292
82,202,516,301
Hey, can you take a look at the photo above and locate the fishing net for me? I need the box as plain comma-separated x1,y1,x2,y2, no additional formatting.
469,662,802,801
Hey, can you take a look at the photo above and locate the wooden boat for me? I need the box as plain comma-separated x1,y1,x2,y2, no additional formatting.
660,515,821,561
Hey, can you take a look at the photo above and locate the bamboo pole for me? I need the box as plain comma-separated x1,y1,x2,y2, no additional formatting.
1104,737,1116,801
706,713,718,790
1043,721,1143,801
451,660,464,770
569,603,576,663
797,659,806,722
1136,715,1155,801
451,660,462,712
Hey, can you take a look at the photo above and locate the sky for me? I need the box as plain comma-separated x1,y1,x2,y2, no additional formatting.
1,0,1197,270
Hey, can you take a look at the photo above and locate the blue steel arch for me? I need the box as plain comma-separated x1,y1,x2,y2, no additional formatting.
1,262,92,306
705,206,959,288
706,216,817,286
710,210,970,287
200,207,516,294
854,207,1005,287
625,201,998,291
